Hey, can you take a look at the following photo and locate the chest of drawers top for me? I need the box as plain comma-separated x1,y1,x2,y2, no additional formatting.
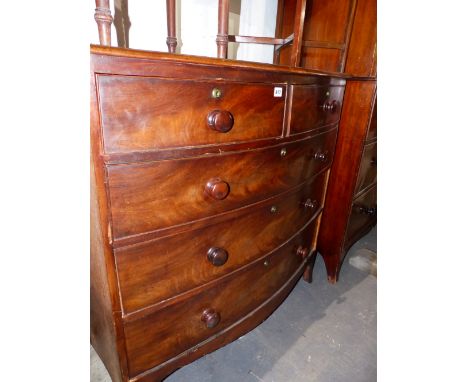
92,46,345,160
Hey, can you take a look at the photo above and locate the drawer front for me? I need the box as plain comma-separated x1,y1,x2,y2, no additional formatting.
345,185,377,246
108,128,338,239
97,75,286,153
354,141,377,195
115,172,327,313
290,85,344,135
123,223,314,377
366,97,377,141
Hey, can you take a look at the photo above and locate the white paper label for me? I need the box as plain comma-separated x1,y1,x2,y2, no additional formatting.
273,87,283,97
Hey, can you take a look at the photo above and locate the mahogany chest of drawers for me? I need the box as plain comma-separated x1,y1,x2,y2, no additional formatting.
90,45,346,382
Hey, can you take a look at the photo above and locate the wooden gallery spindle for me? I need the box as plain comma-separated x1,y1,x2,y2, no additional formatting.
94,0,113,46
216,0,230,58
166,0,177,53
290,0,307,66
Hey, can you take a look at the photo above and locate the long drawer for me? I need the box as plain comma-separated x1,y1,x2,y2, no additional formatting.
115,172,327,313
107,128,338,240
123,221,314,377
354,141,377,195
97,75,286,153
345,185,377,247
289,85,344,135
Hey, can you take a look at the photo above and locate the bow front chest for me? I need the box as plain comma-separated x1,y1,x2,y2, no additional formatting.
91,46,346,382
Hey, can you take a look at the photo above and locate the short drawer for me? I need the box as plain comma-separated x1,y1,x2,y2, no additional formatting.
115,172,327,313
107,128,338,240
123,222,314,377
345,185,377,247
354,141,377,195
97,75,286,153
289,85,344,135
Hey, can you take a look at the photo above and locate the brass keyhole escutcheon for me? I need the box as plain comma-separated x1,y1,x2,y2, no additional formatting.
280,148,287,157
264,259,270,267
270,205,278,214
212,88,222,99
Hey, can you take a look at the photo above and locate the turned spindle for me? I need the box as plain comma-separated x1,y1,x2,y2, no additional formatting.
216,0,230,58
94,0,113,46
166,0,177,53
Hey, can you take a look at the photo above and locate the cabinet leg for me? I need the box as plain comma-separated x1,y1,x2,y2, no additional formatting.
302,251,317,283
322,253,340,284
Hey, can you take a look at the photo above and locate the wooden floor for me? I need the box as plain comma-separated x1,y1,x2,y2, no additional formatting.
91,227,377,382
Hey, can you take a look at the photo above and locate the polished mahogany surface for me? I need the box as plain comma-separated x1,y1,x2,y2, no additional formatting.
124,223,314,377
290,85,344,134
297,0,378,283
299,0,357,72
344,0,377,77
277,0,376,76
91,45,345,382
106,129,337,241
89,0,380,380
303,0,352,43
318,80,376,283
115,172,326,314
98,76,286,152
300,48,343,73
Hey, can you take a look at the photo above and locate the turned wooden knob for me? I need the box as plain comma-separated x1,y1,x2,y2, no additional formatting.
205,178,230,200
201,308,220,328
206,110,234,132
322,100,338,112
303,198,318,210
296,246,309,259
207,247,229,266
314,151,328,162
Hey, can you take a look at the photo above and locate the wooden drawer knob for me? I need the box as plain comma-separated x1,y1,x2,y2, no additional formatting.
322,100,338,112
314,151,328,162
303,198,318,210
205,178,230,200
296,246,309,259
201,308,220,328
207,247,229,266
207,110,234,132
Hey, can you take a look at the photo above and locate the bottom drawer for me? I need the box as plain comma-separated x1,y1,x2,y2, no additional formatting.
345,185,377,247
123,219,316,377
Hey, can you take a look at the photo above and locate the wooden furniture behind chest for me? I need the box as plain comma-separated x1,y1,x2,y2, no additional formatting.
91,45,346,381
318,80,376,281
275,0,377,281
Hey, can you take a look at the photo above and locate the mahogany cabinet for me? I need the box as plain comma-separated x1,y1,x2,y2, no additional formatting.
318,80,376,282
91,45,346,381
278,0,377,282
277,0,376,76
